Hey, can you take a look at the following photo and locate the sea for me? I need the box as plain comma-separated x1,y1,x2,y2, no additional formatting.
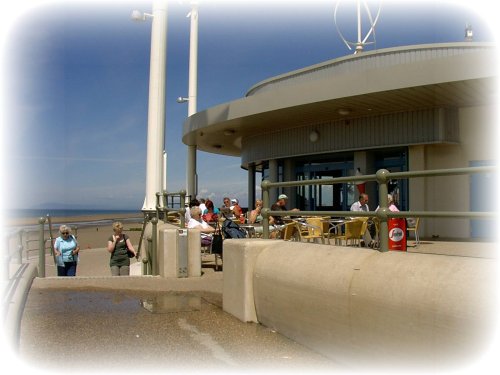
4,208,142,220
2,208,144,233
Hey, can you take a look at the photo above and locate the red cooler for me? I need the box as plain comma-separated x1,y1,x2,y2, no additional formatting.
388,218,407,251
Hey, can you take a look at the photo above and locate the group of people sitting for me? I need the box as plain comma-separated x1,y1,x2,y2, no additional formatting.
350,192,399,248
185,192,401,246
185,196,247,246
185,194,298,243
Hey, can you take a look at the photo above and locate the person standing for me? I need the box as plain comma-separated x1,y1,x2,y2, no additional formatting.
107,221,136,276
54,225,79,277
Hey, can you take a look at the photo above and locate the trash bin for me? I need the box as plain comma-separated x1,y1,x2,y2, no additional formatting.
388,218,407,251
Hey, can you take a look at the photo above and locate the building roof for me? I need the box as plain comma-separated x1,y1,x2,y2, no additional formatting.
182,43,497,157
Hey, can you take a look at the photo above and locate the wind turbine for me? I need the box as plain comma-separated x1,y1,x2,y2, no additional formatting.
334,0,381,54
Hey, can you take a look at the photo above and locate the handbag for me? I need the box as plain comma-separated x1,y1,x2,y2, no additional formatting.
115,234,135,258
211,220,223,255
125,234,135,258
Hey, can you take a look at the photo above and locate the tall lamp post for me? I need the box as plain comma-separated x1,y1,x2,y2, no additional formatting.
132,1,168,213
178,1,199,201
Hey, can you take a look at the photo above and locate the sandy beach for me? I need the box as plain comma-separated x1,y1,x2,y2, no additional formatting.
5,212,142,227
6,213,144,253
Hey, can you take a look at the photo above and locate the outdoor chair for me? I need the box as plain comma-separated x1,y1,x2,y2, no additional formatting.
332,219,365,247
201,237,221,271
281,221,301,241
406,217,421,246
300,217,327,244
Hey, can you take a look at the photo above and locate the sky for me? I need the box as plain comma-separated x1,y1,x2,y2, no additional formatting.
0,0,497,211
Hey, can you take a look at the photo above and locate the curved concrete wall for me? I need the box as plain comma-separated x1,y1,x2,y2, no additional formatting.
232,241,497,371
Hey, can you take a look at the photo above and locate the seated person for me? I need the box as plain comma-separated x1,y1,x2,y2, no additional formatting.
248,199,277,238
248,199,264,224
350,193,376,247
375,194,400,212
187,206,215,246
185,198,200,223
231,198,244,222
202,199,220,223
270,194,300,237
220,197,234,219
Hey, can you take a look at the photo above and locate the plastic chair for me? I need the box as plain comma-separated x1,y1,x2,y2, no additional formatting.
301,217,327,244
333,219,365,246
281,221,300,241
406,217,420,246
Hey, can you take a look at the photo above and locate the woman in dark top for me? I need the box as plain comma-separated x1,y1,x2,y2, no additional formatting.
107,221,136,276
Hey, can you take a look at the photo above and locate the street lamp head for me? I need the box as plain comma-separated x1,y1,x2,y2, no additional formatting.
130,10,153,22
177,97,189,103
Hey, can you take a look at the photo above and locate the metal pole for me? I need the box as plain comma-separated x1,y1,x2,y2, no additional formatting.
47,214,57,265
3,237,9,281
142,257,149,276
179,190,186,228
143,0,168,212
146,237,152,275
38,217,46,278
15,230,24,264
262,180,270,239
376,169,390,252
186,1,199,199
151,217,159,275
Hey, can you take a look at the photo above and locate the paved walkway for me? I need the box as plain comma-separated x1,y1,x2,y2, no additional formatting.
9,240,498,373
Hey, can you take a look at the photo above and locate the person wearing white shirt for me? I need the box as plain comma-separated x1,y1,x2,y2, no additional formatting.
198,198,207,215
350,193,375,247
350,193,370,212
187,206,215,246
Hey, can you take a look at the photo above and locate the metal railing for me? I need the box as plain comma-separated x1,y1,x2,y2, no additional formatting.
261,166,496,252
155,190,187,228
138,190,187,275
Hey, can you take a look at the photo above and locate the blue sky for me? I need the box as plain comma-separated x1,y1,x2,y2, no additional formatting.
0,0,496,210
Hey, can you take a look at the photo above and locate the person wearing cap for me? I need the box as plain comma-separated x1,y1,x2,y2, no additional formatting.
270,194,299,226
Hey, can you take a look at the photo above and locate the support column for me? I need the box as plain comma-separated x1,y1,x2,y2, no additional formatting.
268,159,279,204
283,159,295,209
186,1,199,200
248,163,256,210
143,0,168,212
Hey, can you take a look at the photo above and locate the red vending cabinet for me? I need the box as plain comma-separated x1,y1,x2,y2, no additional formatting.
388,218,407,251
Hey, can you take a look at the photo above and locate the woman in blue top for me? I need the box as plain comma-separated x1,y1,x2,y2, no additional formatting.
54,225,79,276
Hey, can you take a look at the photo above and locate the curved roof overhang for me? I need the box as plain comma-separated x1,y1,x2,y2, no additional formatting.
182,43,497,157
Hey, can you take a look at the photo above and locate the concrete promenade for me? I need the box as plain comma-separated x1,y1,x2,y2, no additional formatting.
13,250,337,374
6,239,499,374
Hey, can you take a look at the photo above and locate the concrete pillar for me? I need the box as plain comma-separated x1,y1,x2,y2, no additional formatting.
268,159,279,204
283,158,296,209
157,224,201,278
222,239,273,322
247,163,256,211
